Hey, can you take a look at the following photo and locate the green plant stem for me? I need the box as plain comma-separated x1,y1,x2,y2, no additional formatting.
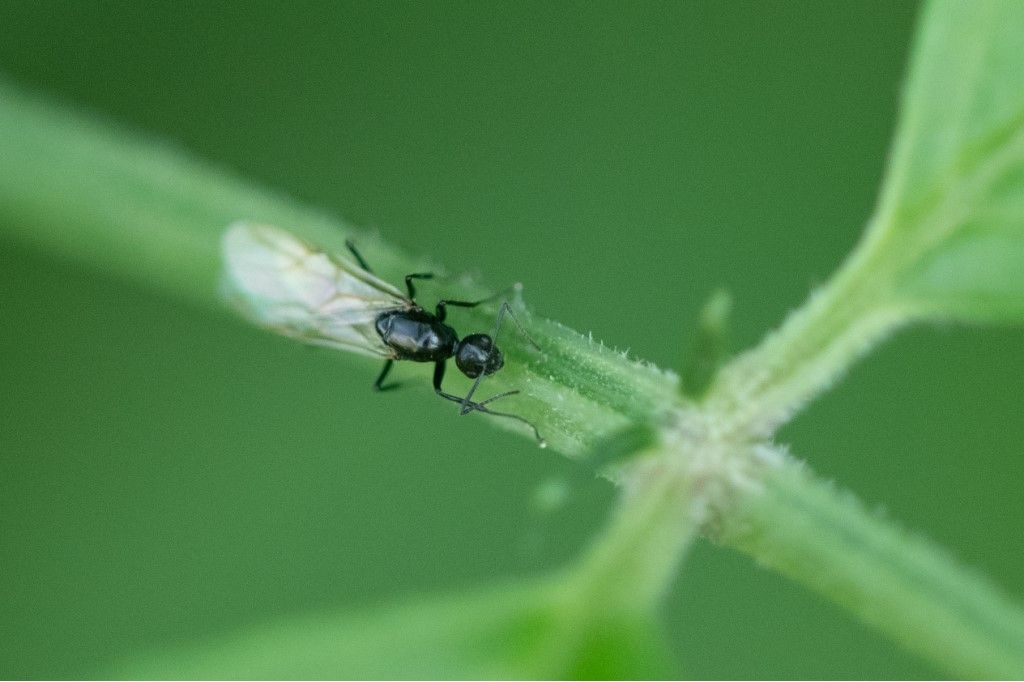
0,78,679,456
0,81,333,311
570,455,697,614
719,455,1024,679
4,79,1024,676
703,231,909,438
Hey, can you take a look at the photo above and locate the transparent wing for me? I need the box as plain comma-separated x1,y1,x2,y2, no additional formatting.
222,222,409,358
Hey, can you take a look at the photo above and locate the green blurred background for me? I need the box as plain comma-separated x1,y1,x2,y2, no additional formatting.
2,1,1022,677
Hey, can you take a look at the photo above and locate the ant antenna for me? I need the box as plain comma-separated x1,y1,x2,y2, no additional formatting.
459,301,539,413
458,398,547,448
455,300,544,445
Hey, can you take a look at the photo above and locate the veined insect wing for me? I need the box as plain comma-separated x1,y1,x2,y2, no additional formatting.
221,222,405,357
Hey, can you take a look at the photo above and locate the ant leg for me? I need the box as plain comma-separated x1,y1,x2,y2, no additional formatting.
476,389,520,406
491,301,541,350
373,359,400,392
460,389,520,415
432,360,469,404
432,362,545,446
458,302,540,409
345,239,374,273
432,361,498,408
436,299,540,349
404,273,434,300
435,283,526,320
435,297,482,322
346,238,433,300
472,406,546,447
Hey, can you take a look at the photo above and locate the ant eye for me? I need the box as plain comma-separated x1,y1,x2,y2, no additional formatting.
488,348,504,374
226,224,544,446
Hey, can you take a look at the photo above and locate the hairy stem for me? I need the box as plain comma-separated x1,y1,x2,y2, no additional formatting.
569,454,697,614
719,454,1024,679
4,78,1024,676
702,230,909,438
0,78,679,457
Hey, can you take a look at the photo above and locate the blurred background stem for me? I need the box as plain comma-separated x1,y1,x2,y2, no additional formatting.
720,455,1024,678
3,76,1023,678
0,78,679,456
569,455,696,615
0,77,344,311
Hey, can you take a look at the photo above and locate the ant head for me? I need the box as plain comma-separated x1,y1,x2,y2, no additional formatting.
454,334,504,378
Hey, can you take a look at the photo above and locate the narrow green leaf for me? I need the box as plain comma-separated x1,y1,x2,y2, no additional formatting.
872,0,1024,322
680,288,732,398
704,0,1024,433
114,453,694,680
111,580,674,680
